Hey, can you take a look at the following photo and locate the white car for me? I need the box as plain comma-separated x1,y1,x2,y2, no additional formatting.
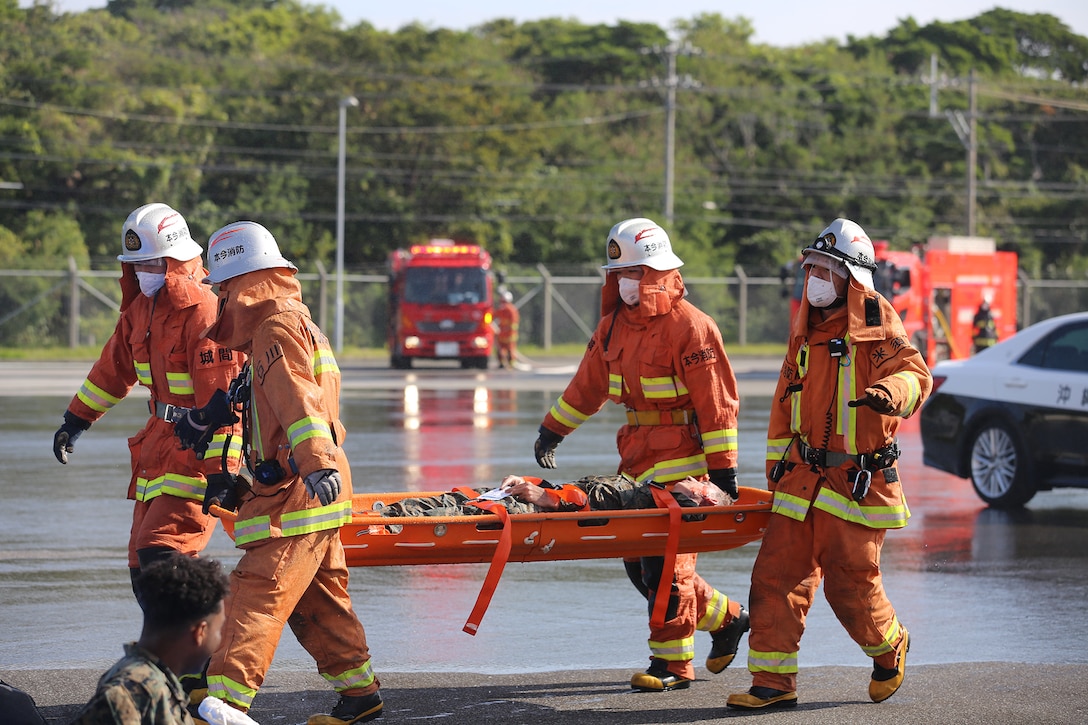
920,311,1088,507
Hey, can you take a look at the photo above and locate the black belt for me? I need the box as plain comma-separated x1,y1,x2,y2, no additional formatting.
799,440,899,471
148,399,187,423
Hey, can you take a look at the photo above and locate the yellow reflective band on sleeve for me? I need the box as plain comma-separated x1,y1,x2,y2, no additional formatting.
696,588,729,632
770,490,811,521
747,649,798,674
648,636,696,662
208,674,258,710
700,427,737,455
133,360,152,386
165,371,194,396
861,615,903,658
203,434,242,463
234,515,272,546
76,379,123,414
607,373,623,397
892,371,923,416
639,375,689,399
281,501,353,537
321,661,378,693
287,417,334,449
135,474,207,503
549,396,590,430
812,488,910,529
313,348,340,377
638,454,708,484
766,436,793,462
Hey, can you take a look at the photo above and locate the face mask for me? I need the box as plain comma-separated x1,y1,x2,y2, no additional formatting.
136,271,166,297
618,277,641,306
806,275,840,308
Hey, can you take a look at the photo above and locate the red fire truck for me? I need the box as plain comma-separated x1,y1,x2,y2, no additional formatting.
387,240,495,369
786,236,1018,363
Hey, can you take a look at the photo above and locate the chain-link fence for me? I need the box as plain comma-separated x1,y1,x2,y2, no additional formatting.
2,260,1087,352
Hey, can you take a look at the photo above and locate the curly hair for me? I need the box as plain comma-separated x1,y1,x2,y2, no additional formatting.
136,553,230,631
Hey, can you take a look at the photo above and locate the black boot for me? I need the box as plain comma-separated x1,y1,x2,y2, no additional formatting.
706,605,750,673
307,691,383,725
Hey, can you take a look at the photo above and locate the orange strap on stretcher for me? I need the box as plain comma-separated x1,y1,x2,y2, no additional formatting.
456,487,513,636
648,485,682,630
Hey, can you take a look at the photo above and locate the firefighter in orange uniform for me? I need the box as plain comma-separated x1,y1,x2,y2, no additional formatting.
532,217,750,692
727,218,931,710
495,289,520,369
183,221,382,725
51,203,243,601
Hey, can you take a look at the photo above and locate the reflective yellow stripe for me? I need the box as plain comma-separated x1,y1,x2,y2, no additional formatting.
648,636,695,662
892,371,923,416
607,373,623,397
166,371,194,395
636,454,707,484
639,375,689,399
321,661,378,692
770,490,810,521
133,360,152,386
696,588,729,632
135,474,207,503
747,649,798,674
861,615,903,657
766,436,793,462
281,501,352,537
287,416,334,449
235,515,271,546
549,396,590,430
700,427,737,455
313,348,340,377
812,487,910,529
203,434,242,462
838,336,860,454
76,379,122,414
208,674,258,710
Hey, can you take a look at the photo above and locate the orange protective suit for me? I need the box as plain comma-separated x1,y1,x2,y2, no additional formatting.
495,300,519,368
64,256,243,569
202,268,378,712
539,267,743,681
747,276,931,693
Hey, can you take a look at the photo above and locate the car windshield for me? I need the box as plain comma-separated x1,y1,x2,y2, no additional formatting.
404,267,487,305
1018,322,1088,372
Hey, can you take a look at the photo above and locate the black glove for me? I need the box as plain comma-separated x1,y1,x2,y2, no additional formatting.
708,467,739,500
202,473,239,515
848,384,896,414
304,469,342,506
175,389,239,457
533,426,563,469
53,412,91,465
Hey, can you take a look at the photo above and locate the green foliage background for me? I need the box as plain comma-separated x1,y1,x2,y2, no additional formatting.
2,0,1087,345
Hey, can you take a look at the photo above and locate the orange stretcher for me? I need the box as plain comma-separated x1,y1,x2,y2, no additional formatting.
214,485,772,635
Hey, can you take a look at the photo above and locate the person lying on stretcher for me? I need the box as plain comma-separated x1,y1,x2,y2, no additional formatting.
378,473,730,518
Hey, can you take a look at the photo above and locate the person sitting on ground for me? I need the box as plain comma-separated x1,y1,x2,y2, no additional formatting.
73,553,230,725
377,473,730,518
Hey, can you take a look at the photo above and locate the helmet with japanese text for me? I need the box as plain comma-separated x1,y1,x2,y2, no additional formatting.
117,203,203,263
203,221,298,284
801,218,877,290
602,217,684,271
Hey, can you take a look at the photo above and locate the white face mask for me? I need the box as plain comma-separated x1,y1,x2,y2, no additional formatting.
618,277,641,306
806,275,840,308
136,271,166,297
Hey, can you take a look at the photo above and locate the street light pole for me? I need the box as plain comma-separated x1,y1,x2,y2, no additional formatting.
335,95,359,354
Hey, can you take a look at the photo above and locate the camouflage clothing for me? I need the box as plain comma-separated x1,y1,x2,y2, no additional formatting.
73,643,192,725
379,475,686,517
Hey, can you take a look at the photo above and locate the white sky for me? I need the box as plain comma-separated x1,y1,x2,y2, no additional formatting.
25,1,1088,46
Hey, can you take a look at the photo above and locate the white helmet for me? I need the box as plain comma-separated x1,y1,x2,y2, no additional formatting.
117,203,202,263
801,218,877,290
602,218,684,271
501,290,513,303
203,221,298,284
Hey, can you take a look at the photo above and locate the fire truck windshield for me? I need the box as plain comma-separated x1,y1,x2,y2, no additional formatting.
404,266,488,305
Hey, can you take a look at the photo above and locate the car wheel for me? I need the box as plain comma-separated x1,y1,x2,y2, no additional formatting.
968,421,1036,508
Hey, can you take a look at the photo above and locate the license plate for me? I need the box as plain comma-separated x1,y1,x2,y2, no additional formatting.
435,341,459,357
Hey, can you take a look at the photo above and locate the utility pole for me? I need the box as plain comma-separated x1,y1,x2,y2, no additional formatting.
641,41,701,227
929,54,977,236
